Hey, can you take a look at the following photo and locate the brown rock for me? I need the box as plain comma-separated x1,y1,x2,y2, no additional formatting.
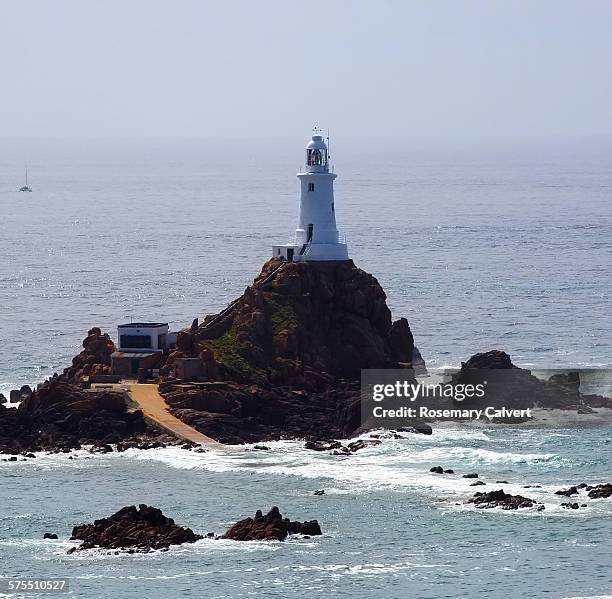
196,260,419,383
450,350,598,414
222,507,322,542
71,504,202,551
59,327,115,385
0,378,159,454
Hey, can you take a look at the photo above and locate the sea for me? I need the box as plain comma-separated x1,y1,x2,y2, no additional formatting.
0,137,611,598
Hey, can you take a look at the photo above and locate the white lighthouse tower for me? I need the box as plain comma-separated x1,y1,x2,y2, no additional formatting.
272,129,349,262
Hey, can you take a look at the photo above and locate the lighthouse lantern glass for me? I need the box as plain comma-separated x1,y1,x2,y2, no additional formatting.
307,148,328,167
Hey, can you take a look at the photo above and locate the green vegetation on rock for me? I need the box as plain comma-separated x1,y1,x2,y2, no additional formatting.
266,294,298,335
205,328,253,378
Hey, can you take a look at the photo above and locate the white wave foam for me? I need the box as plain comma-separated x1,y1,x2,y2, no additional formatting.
412,446,559,465
294,560,452,575
118,442,562,500
69,537,283,563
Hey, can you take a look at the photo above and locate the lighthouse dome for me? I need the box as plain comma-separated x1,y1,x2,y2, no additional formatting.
306,135,326,149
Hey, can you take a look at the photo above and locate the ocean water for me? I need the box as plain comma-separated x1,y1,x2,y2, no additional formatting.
0,137,611,597
1,429,611,598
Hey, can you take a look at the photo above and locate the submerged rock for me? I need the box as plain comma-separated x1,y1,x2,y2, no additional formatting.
346,439,382,453
552,482,611,500
70,504,202,551
222,506,322,542
586,483,612,499
429,466,454,474
397,424,433,435
468,489,537,510
305,440,343,452
304,438,382,455
555,486,579,497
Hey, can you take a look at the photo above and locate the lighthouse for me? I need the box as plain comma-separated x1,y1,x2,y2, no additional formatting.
272,130,349,262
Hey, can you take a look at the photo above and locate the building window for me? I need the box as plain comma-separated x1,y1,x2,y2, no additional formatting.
331,202,334,212
120,334,152,349
308,183,315,192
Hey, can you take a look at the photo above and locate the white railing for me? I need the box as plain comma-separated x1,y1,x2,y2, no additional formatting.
284,232,347,246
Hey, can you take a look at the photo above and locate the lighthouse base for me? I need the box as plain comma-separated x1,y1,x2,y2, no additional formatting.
272,242,349,262
295,242,349,262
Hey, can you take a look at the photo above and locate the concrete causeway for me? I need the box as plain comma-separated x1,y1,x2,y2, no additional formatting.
127,383,224,448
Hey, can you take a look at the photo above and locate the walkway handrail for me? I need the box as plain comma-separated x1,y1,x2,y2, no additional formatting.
200,261,287,332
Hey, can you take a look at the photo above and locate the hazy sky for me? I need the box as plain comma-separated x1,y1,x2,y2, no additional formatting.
2,0,612,138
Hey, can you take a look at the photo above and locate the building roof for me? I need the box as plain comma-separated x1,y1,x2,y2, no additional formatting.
111,351,161,359
117,322,168,329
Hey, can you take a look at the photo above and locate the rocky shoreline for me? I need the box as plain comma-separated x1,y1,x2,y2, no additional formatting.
1,260,611,452
0,378,175,455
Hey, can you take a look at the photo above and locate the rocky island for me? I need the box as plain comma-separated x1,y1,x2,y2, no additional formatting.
69,504,202,552
1,257,611,452
159,258,421,443
0,258,423,450
1,130,610,452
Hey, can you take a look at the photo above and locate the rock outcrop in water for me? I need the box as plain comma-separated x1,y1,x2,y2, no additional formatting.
0,378,164,454
159,259,421,442
1,260,425,449
8,258,609,451
586,483,612,499
555,482,612,500
468,489,538,510
222,506,322,541
450,350,612,418
70,504,202,551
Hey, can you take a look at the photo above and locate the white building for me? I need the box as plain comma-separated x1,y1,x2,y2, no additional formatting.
273,131,349,262
116,322,170,352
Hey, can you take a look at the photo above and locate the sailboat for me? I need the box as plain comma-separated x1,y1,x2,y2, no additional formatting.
19,167,32,192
